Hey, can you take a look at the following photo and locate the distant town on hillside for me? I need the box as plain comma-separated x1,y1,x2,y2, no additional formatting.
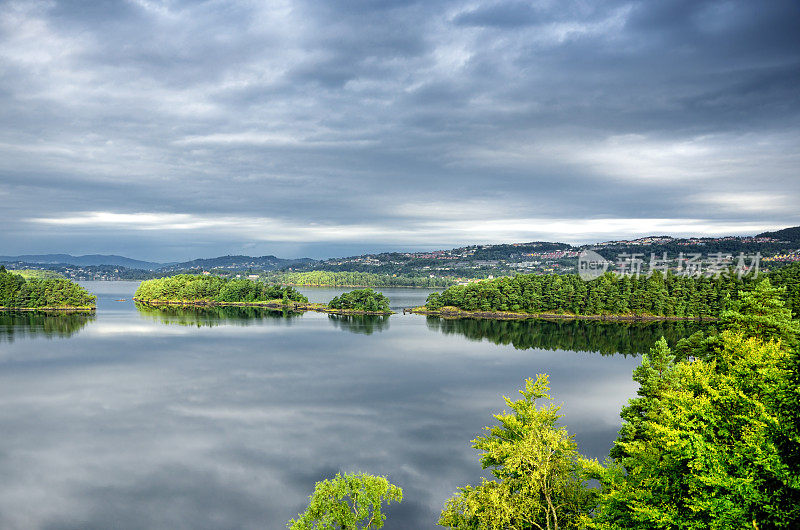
3,226,799,282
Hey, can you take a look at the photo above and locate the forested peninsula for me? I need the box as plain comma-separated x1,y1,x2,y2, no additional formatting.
414,263,800,321
0,266,96,310
133,275,394,315
262,270,454,288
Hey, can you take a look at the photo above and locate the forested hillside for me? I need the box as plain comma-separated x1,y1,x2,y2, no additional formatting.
263,270,453,288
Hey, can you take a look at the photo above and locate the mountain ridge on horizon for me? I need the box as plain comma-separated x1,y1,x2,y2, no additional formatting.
2,225,798,271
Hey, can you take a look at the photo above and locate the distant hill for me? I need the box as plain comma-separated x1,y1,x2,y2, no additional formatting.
0,254,165,270
4,224,797,280
757,226,800,243
160,255,317,272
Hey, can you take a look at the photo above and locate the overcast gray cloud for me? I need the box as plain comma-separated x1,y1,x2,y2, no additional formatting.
1,0,798,260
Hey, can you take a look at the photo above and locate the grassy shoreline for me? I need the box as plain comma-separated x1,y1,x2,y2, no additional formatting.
133,298,394,315
407,306,712,321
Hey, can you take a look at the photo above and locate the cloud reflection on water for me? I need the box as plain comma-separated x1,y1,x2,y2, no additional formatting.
0,288,690,528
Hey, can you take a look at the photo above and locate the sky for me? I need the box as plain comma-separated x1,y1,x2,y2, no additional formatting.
1,0,798,261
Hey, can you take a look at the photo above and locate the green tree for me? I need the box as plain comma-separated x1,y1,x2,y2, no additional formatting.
591,332,798,529
609,337,676,462
439,375,596,529
675,278,799,362
288,472,402,530
768,261,800,318
720,278,800,346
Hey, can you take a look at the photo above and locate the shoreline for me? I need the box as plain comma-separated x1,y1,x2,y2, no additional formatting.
0,306,96,312
406,307,712,322
132,298,393,316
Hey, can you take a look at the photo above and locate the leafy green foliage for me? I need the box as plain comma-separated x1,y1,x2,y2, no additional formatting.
439,375,596,529
608,337,677,462
288,472,402,530
133,274,308,304
720,278,800,345
0,267,95,308
591,332,798,529
591,279,800,529
675,278,799,361
768,261,800,319
327,289,390,312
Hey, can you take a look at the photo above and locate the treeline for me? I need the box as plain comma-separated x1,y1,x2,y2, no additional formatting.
426,317,703,357
133,274,308,304
0,266,96,309
425,264,800,318
264,270,454,288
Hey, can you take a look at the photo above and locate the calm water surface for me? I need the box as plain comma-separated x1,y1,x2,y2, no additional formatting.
0,281,699,529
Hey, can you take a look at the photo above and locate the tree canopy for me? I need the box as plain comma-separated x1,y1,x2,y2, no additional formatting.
288,472,402,530
327,289,391,313
0,267,95,308
439,375,596,529
423,269,800,319
133,274,308,304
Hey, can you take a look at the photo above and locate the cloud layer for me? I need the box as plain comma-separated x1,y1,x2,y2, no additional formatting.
1,0,798,260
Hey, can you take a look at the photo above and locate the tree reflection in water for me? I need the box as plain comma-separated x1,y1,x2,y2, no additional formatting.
0,311,95,342
135,302,301,327
426,317,707,356
327,314,390,335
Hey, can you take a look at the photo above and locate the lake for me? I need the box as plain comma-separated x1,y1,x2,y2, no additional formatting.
0,281,701,529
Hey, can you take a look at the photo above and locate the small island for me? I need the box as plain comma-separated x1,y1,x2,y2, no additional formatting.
327,288,391,313
0,266,96,311
133,275,393,315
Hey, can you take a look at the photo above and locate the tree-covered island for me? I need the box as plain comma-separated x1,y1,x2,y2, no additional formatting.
328,289,391,313
0,266,96,310
133,275,393,315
